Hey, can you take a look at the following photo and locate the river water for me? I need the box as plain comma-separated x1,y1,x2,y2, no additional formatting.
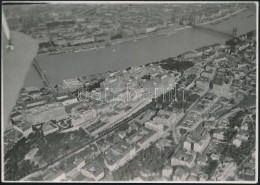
23,9,256,88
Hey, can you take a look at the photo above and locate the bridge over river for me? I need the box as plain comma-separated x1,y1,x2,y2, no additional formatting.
189,23,238,38
33,58,56,94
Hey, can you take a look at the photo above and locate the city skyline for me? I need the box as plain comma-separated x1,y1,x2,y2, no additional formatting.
2,1,258,183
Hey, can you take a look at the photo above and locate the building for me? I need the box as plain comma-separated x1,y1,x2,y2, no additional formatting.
42,122,59,136
162,166,173,178
183,127,211,153
152,115,168,126
71,114,85,127
64,164,79,178
197,151,209,166
62,78,84,92
232,130,250,147
172,166,189,181
43,169,66,181
136,129,159,150
201,70,214,79
56,94,78,106
134,27,146,35
134,109,156,126
10,111,23,122
26,103,68,125
125,127,158,150
237,130,250,141
82,109,97,122
71,173,89,181
196,76,210,88
71,37,94,45
13,121,33,138
152,109,183,127
93,33,110,42
190,168,208,181
213,161,237,181
145,121,163,133
80,161,104,181
120,29,134,37
104,140,136,172
232,136,242,147
182,50,202,59
74,158,86,171
118,130,127,139
146,26,157,33
171,149,196,168
212,72,225,92
25,99,47,109
27,89,42,99
205,62,216,71
156,138,173,151
238,168,255,181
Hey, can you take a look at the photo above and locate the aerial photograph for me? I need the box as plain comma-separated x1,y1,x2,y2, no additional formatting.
2,1,258,183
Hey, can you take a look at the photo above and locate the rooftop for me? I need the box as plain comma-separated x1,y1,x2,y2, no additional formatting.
43,169,65,181
173,149,196,163
196,76,210,83
42,122,58,132
13,121,32,132
104,140,133,165
82,160,104,178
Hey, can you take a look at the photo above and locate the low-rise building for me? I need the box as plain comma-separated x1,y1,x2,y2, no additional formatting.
64,164,79,178
201,70,214,79
93,33,110,42
191,168,208,181
182,50,198,59
62,78,84,92
134,27,146,35
172,166,189,181
42,122,59,136
27,89,42,99
213,161,237,181
74,158,86,171
26,103,68,125
118,130,127,139
13,121,33,138
10,111,23,122
183,127,211,153
213,129,225,141
145,121,163,133
104,140,136,172
82,109,97,122
162,166,173,178
56,94,78,106
171,149,196,168
71,113,85,127
146,26,157,33
238,168,255,181
196,76,210,88
80,161,104,181
43,169,66,182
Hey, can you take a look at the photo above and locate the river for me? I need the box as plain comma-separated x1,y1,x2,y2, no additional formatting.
23,8,256,88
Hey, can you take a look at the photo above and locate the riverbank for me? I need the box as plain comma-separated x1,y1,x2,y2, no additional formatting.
24,8,256,88
198,8,247,26
42,28,255,91
37,8,247,56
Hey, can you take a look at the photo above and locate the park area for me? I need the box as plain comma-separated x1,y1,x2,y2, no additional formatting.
238,95,256,108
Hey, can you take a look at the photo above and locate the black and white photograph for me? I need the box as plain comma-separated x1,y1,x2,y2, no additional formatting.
1,1,258,183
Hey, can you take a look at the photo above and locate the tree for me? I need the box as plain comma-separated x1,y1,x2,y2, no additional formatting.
229,98,235,104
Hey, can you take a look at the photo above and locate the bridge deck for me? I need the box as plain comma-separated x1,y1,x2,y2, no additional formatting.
190,24,234,37
33,59,56,94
